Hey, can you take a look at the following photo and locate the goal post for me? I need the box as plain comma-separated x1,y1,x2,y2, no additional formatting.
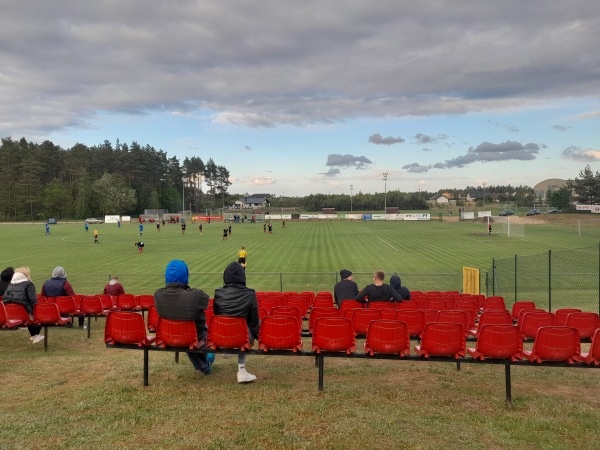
577,218,600,237
491,216,525,238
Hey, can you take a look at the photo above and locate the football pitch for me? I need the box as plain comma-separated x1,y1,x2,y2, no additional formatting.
0,218,596,295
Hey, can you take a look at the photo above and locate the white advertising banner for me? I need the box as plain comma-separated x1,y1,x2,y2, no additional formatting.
478,211,492,218
462,212,475,220
104,215,120,223
577,204,592,211
592,206,600,214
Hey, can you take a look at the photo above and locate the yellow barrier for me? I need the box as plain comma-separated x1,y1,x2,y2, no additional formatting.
462,267,480,294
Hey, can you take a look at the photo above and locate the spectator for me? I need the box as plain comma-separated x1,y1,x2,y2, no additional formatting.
41,266,84,328
356,270,403,304
389,275,411,300
103,276,125,296
0,266,14,296
213,262,260,383
2,267,44,343
333,269,359,308
154,260,214,374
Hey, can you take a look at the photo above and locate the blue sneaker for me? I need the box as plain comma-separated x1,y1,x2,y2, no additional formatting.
203,353,215,375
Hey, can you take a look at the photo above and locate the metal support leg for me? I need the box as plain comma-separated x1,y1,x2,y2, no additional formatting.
314,355,318,368
143,348,149,386
504,361,512,406
456,361,461,371
318,355,324,391
44,326,48,352
175,352,180,364
87,316,91,339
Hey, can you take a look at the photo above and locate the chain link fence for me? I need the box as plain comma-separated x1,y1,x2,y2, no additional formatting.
29,271,465,297
491,243,600,313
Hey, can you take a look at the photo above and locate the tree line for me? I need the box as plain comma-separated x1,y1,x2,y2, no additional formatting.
1,136,595,220
0,137,230,221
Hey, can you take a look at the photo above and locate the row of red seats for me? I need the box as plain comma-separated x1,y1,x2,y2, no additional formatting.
104,311,600,365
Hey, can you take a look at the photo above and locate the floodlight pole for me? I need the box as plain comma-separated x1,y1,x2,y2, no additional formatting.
383,173,388,216
350,184,353,212
483,181,486,206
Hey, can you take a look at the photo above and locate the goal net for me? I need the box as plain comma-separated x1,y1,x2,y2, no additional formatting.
491,216,525,237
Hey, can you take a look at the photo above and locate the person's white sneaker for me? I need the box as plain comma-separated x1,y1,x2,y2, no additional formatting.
83,323,87,329
237,370,257,383
31,334,45,344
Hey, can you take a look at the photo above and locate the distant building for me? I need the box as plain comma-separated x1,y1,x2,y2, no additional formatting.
533,179,568,199
233,194,271,209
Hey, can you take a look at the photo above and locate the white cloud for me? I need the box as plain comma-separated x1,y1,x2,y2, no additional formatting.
562,146,600,162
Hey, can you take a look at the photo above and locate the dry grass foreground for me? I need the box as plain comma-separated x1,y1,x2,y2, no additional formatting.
1,318,600,449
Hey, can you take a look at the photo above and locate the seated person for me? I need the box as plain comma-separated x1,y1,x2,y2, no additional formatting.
333,269,358,308
390,275,411,300
154,260,214,374
104,276,125,296
356,270,403,304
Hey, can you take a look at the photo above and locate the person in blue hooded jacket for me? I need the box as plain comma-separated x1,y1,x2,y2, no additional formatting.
153,260,215,374
390,274,411,300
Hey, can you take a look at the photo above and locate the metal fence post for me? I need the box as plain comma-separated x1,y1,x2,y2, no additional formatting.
492,258,496,296
279,272,283,292
548,249,552,313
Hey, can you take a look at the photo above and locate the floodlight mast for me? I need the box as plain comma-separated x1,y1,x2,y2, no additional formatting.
350,184,353,212
382,173,388,215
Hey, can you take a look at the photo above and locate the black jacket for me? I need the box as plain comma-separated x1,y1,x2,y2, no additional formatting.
333,279,359,306
213,262,260,339
390,275,411,300
2,279,38,314
154,283,209,333
356,283,403,303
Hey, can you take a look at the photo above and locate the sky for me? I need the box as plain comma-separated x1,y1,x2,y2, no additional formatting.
1,0,599,197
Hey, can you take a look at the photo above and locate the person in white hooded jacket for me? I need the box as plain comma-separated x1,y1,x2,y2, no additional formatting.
2,266,44,344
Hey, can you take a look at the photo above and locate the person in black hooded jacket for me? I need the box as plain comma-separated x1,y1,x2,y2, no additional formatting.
390,274,411,300
0,267,14,296
213,262,260,383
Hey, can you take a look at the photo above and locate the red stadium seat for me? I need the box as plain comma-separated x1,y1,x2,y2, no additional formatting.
581,329,600,365
367,301,398,310
54,296,79,315
414,322,466,358
155,318,201,349
285,296,309,318
258,316,303,352
0,302,24,328
2,303,31,327
339,300,363,313
81,295,109,316
258,306,268,321
314,291,334,304
519,311,555,340
511,301,537,321
395,310,426,337
312,317,356,354
564,312,600,339
313,297,334,308
98,294,115,312
308,307,341,333
364,320,410,357
523,326,580,364
470,310,513,337
426,299,449,311
258,297,283,314
34,303,72,326
117,294,140,311
136,295,155,311
206,316,252,351
420,309,439,326
104,311,155,347
467,324,523,361
351,308,383,335
517,308,546,326
435,310,469,336
270,306,303,329
554,308,582,326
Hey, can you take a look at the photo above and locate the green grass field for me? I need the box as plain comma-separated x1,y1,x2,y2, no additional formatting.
1,218,600,449
1,217,597,295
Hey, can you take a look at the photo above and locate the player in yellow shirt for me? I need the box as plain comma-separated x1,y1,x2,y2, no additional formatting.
237,246,248,270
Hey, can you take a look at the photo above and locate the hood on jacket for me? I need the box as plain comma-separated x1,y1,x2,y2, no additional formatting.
10,272,29,284
1,267,14,282
109,278,120,286
165,260,189,285
52,266,67,279
223,262,246,286
390,275,401,289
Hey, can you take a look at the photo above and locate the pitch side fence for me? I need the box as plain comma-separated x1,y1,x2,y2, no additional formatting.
491,243,600,314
